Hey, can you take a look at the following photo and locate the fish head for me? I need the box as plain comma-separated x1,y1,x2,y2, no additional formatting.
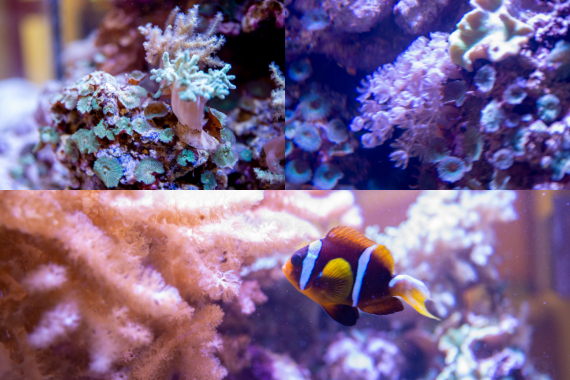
282,245,309,291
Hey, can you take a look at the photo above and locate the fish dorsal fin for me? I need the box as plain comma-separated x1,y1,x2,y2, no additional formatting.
326,226,395,274
321,303,360,326
360,297,404,316
318,258,353,304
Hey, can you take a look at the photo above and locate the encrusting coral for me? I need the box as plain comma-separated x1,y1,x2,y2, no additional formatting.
449,0,535,72
0,191,322,379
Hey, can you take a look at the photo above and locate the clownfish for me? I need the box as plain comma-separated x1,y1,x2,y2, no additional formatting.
282,226,440,326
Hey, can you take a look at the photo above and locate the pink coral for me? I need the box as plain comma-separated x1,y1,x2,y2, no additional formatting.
0,191,321,380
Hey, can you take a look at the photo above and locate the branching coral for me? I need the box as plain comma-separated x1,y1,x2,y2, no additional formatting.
0,191,322,379
365,190,517,318
139,5,225,67
321,330,404,380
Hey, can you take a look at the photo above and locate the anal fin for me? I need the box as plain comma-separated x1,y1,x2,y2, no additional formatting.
321,303,360,326
360,297,404,316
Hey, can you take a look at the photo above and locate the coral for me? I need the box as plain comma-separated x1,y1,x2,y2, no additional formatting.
473,64,497,93
293,123,322,152
365,191,517,317
312,163,344,190
350,32,457,168
426,138,452,163
21,264,68,293
242,0,286,33
151,52,235,102
237,280,268,315
491,148,515,170
177,149,196,166
503,81,527,105
449,0,535,71
93,156,124,188
134,157,165,185
480,99,506,133
149,51,235,149
300,9,330,31
297,92,331,122
325,119,349,144
0,191,321,379
436,156,468,183
212,142,239,169
320,330,404,380
323,0,396,33
288,58,313,83
394,0,451,35
286,82,363,189
263,135,285,175
269,63,285,120
71,129,100,154
201,170,217,189
285,159,313,185
27,302,82,349
139,5,225,67
254,168,285,186
45,47,237,188
436,312,530,380
536,94,561,123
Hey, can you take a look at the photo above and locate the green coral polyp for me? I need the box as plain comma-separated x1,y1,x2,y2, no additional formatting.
201,170,217,190
93,156,123,188
134,158,165,185
114,117,134,136
212,142,238,169
94,120,115,141
177,150,196,166
117,86,147,109
77,96,93,114
159,128,175,143
71,129,100,154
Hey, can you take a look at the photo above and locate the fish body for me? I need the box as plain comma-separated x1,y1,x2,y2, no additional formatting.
282,226,439,326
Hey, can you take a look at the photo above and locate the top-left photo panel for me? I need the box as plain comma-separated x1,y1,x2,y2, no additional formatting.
0,0,285,189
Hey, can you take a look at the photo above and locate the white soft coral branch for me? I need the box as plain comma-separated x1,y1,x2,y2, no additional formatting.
28,302,81,349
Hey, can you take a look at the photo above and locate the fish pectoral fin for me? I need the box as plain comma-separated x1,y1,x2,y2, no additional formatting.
321,303,360,326
359,297,404,316
318,258,353,304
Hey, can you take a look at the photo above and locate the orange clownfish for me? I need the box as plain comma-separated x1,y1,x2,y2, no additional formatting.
282,226,440,326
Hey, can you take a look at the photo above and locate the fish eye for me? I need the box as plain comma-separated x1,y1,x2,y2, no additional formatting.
291,253,303,267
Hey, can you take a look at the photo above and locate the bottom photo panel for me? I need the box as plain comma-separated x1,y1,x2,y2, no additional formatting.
0,190,568,380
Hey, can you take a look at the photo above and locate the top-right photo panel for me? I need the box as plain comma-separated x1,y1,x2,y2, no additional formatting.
285,0,570,190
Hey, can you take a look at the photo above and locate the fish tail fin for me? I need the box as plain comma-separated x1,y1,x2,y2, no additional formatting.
389,274,440,320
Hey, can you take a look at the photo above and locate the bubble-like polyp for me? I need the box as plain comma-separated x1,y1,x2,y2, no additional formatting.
297,93,331,122
292,123,322,152
312,163,344,190
436,156,467,183
325,119,349,144
288,59,313,83
285,159,313,185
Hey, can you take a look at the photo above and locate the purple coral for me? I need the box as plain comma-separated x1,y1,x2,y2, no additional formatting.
350,32,457,168
323,0,396,33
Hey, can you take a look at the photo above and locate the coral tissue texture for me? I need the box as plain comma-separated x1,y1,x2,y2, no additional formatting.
0,191,322,380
